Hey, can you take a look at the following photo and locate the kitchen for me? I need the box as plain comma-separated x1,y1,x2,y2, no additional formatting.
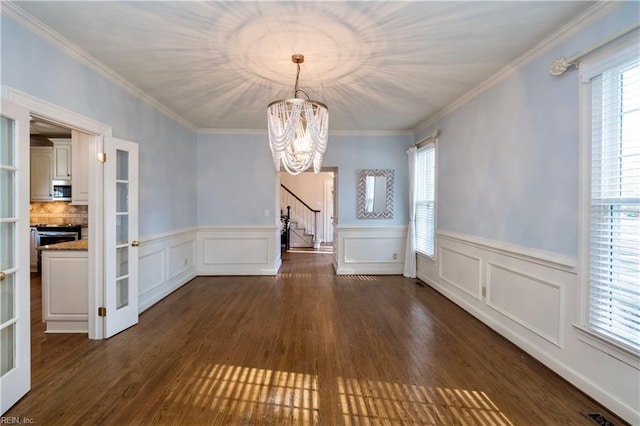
29,119,93,333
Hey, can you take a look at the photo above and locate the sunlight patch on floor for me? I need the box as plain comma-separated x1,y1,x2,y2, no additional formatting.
337,377,513,425
286,247,334,254
165,363,511,425
277,273,314,279
335,275,380,282
166,364,319,424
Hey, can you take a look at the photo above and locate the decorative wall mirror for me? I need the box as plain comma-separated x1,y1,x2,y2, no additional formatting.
357,169,394,219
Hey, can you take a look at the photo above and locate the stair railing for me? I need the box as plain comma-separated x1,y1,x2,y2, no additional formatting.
280,184,320,243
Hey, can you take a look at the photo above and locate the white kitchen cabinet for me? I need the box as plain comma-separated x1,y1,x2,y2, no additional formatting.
41,249,88,333
30,146,53,201
51,139,72,180
71,130,91,205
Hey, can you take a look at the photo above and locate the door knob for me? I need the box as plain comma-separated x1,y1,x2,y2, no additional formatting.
0,271,6,282
131,240,140,247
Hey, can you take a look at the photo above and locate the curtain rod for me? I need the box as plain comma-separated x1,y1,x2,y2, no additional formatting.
550,22,640,76
414,130,439,147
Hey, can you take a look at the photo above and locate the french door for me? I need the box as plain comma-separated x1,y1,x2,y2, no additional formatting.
104,136,139,338
1,100,30,413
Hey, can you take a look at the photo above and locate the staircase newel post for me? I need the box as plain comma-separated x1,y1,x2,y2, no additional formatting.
313,211,320,249
286,206,291,251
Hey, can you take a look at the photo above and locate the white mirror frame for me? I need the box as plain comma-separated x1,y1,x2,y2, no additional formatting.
357,169,394,219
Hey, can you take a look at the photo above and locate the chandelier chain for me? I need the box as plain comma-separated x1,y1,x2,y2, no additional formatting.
293,63,311,100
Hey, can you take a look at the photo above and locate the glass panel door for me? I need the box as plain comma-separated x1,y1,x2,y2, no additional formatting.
1,116,17,378
104,137,138,338
1,100,30,414
116,149,129,310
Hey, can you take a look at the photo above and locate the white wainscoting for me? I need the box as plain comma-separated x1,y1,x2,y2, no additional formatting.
422,231,572,349
197,225,281,275
486,262,563,346
438,245,483,300
138,227,198,313
417,230,640,424
334,225,407,275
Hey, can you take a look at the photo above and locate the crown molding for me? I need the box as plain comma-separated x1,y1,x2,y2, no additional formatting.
2,1,197,132
412,1,623,136
330,129,414,137
197,128,267,135
197,128,414,137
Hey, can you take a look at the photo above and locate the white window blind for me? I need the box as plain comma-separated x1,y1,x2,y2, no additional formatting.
588,56,640,352
416,144,435,257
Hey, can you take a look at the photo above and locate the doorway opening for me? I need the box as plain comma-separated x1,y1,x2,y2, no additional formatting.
8,88,112,340
29,117,92,335
279,168,337,257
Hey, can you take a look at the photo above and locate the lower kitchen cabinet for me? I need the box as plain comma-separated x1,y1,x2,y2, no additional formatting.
41,249,88,333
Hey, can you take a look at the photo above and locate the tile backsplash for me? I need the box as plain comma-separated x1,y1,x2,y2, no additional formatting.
30,202,88,226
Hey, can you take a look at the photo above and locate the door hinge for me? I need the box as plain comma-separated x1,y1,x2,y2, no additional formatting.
97,152,107,163
98,307,107,317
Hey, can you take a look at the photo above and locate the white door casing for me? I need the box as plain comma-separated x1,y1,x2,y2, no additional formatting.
103,136,139,338
0,99,31,414
324,178,334,243
6,87,112,340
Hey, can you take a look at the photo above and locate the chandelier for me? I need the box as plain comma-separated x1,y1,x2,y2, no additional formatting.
267,54,329,175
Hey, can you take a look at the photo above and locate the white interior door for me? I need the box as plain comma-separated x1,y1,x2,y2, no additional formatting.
1,99,30,413
104,136,139,338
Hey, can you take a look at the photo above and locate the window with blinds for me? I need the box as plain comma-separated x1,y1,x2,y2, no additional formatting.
415,144,435,257
588,56,640,353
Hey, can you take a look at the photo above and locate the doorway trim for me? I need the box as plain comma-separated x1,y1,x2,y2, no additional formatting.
322,167,338,245
6,87,111,339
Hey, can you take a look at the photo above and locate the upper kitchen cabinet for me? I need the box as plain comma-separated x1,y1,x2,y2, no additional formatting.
30,146,54,201
50,139,72,180
70,130,92,205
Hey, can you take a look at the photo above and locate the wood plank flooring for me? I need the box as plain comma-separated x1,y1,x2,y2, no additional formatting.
7,251,626,425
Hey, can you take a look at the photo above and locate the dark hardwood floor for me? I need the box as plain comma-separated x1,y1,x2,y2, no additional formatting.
8,251,626,425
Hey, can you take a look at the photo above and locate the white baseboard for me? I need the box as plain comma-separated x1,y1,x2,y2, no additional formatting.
334,225,407,275
197,225,281,275
417,231,639,424
45,321,88,333
138,227,198,313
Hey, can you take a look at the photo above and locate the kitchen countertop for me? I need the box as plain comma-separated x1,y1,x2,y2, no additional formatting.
38,239,88,251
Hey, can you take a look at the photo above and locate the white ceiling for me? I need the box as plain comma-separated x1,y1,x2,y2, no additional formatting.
13,1,595,132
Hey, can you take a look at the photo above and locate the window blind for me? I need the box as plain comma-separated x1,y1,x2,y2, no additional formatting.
589,57,640,352
416,144,435,257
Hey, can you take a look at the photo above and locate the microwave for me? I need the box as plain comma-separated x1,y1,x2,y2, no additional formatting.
52,180,72,201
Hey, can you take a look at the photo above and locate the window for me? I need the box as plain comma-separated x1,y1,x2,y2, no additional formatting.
582,49,640,354
415,144,435,257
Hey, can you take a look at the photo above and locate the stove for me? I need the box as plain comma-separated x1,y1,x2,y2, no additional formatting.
33,223,83,232
34,224,82,272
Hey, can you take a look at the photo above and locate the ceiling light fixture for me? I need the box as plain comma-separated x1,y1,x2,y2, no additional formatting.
267,54,328,175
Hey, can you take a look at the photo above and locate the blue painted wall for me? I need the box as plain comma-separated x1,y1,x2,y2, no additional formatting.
197,132,277,226
1,14,198,237
414,2,640,257
196,132,411,226
325,134,412,226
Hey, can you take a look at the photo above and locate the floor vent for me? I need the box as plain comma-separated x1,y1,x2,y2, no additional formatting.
585,412,615,426
415,280,426,288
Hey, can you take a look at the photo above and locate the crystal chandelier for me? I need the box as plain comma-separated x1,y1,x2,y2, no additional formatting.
267,54,329,175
